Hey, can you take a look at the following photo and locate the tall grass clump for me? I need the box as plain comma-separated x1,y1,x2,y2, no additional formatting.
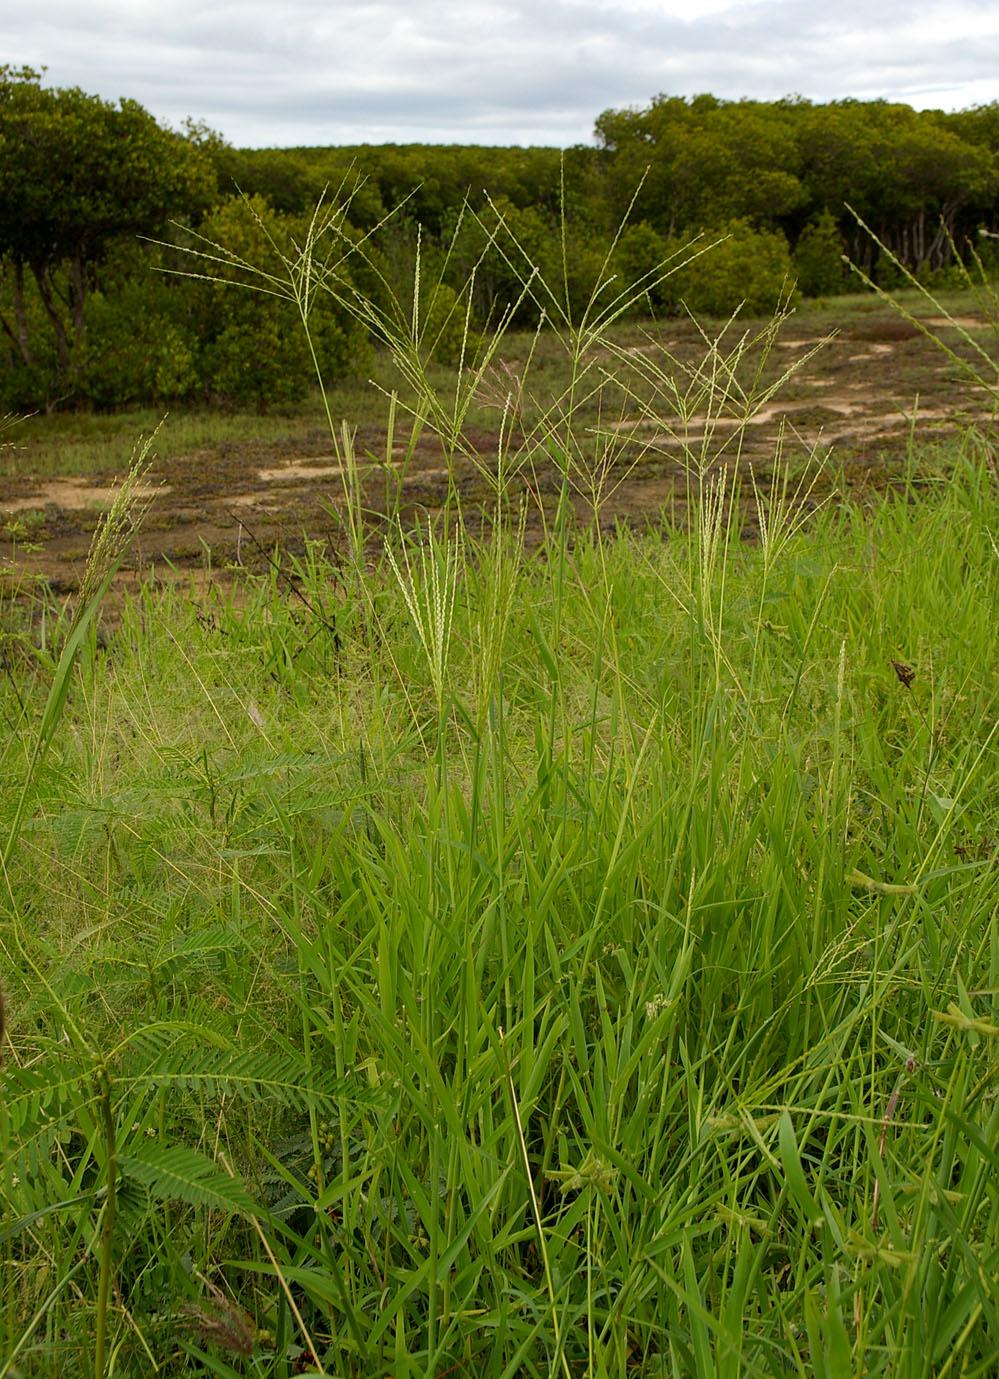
2,189,999,1376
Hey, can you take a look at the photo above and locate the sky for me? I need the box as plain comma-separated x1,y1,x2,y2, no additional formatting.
8,0,999,148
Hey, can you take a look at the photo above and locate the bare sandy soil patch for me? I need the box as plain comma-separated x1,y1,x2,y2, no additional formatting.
2,309,996,594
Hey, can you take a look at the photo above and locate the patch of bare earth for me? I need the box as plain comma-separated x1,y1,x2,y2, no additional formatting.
2,311,996,595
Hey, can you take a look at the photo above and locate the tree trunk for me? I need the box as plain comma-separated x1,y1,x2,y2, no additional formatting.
0,259,36,365
69,250,87,344
0,311,22,361
929,207,958,270
11,259,35,365
913,213,925,273
30,260,72,374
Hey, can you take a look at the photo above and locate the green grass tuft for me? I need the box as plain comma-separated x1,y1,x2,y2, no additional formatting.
3,202,999,1377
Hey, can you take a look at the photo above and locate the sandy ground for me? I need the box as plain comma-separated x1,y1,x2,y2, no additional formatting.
2,310,996,596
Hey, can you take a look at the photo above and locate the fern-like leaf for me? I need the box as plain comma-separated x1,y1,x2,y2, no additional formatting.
138,1047,360,1112
1,1061,91,1136
119,1144,256,1215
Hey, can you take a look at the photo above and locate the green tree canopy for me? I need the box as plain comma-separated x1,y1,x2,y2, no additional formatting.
595,93,999,278
596,95,805,235
0,65,215,383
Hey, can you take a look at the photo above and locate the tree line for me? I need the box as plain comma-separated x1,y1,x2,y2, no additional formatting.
2,64,998,413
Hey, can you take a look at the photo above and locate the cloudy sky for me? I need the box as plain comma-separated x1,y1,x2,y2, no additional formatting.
9,0,999,148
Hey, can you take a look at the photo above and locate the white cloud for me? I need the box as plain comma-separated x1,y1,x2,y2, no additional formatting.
7,0,998,147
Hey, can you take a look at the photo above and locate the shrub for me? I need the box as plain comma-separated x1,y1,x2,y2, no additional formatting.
666,218,797,317
793,209,849,297
187,194,372,408
81,278,199,408
416,279,480,366
611,221,675,313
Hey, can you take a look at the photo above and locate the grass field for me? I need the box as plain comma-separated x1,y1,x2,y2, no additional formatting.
2,252,999,1375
